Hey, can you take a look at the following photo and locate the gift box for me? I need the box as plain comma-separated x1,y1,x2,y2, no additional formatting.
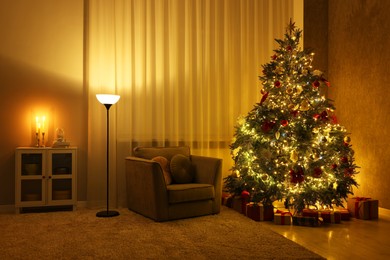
347,197,379,220
231,196,244,214
302,209,320,219
245,203,274,221
319,210,341,224
274,210,292,225
221,193,233,207
334,208,350,221
292,216,322,227
231,192,250,215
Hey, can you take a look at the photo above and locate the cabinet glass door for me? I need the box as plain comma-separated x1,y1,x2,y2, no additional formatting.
18,151,45,204
48,150,75,204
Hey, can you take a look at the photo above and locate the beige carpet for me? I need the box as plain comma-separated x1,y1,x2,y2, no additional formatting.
0,207,324,259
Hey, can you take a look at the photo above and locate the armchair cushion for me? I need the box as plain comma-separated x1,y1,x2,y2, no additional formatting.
167,183,214,204
170,154,194,183
151,156,172,185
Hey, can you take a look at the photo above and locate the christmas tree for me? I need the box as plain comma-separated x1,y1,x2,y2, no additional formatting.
225,21,358,213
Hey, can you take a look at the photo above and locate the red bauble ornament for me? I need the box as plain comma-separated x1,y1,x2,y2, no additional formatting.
281,120,288,127
261,121,275,133
320,110,328,121
344,168,354,177
331,164,338,170
291,110,299,117
340,157,348,164
287,45,292,51
312,80,320,88
271,54,277,60
274,81,281,88
313,167,322,178
241,190,250,199
289,167,304,183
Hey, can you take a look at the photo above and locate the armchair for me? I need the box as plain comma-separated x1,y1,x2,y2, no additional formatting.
125,146,222,221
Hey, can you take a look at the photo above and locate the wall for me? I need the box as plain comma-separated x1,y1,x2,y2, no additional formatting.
0,0,86,207
327,0,390,209
305,0,390,209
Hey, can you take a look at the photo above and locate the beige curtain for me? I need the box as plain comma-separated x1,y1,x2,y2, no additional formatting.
87,0,302,207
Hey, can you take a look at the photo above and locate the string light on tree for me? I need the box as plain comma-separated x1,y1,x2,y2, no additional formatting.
224,20,359,213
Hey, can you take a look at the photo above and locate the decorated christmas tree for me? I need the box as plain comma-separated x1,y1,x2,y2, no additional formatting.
225,21,359,213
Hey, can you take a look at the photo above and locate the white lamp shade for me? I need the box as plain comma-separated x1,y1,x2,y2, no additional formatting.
96,94,120,105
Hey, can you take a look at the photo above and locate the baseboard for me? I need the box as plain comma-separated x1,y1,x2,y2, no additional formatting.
76,201,88,209
0,204,16,214
0,201,88,214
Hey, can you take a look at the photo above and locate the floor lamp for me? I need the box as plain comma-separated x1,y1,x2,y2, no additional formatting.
96,94,120,218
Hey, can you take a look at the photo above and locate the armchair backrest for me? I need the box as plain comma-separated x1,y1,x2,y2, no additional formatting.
133,146,190,161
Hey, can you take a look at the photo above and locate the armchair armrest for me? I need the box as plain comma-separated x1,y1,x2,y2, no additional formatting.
191,155,222,213
191,155,222,184
125,156,169,220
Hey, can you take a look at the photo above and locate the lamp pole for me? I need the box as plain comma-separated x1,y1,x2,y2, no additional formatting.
96,94,120,218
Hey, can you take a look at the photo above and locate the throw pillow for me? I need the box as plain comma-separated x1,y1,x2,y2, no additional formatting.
152,156,172,185
170,154,194,184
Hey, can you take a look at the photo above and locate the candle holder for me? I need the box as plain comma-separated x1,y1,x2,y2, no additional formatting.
35,132,40,147
41,132,45,147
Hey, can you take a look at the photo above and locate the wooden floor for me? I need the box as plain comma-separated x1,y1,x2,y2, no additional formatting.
264,208,390,260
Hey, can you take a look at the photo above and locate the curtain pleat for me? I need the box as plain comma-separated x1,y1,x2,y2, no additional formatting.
87,0,301,207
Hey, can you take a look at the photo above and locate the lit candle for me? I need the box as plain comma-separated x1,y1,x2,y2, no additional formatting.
42,116,46,133
35,116,39,133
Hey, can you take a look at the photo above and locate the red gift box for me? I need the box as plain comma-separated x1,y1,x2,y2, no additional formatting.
319,210,341,224
302,209,320,219
231,191,250,214
334,208,350,221
221,193,233,207
292,216,322,227
245,202,274,221
231,196,244,214
347,197,379,220
274,210,292,225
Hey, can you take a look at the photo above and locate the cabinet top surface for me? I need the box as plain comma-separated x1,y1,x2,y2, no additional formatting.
16,147,77,150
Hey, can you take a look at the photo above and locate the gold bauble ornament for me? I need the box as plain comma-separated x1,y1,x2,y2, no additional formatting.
290,150,298,162
275,131,281,140
344,136,351,143
299,100,310,111
296,85,303,95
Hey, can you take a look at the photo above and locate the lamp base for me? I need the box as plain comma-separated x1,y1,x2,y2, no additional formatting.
96,210,120,218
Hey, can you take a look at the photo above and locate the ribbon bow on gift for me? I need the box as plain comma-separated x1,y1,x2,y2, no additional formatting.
275,209,292,225
275,209,292,216
353,197,372,219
